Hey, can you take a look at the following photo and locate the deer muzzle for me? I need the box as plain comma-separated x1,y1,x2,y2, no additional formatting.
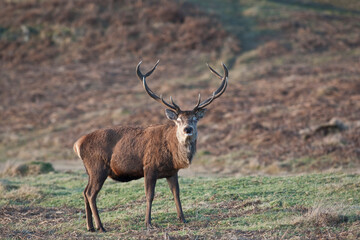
183,126,193,136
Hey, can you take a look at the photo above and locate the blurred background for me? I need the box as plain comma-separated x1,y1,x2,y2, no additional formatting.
0,0,359,176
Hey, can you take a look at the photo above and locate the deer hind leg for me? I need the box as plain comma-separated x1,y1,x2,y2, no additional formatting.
83,183,95,231
144,170,157,229
85,170,107,232
166,173,186,223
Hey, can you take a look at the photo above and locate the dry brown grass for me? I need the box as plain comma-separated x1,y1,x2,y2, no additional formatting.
2,161,54,177
3,184,42,202
293,202,351,227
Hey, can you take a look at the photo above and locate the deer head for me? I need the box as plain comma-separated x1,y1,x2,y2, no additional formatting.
136,60,228,144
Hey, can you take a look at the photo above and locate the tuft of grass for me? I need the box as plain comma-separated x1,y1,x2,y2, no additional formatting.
0,179,18,192
293,202,351,227
2,161,55,177
4,184,42,203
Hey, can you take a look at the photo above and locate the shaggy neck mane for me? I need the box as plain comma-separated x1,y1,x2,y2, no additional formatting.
166,124,196,169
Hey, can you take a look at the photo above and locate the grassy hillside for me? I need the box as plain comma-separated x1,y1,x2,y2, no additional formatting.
0,171,359,239
1,1,359,239
182,0,360,174
1,0,359,175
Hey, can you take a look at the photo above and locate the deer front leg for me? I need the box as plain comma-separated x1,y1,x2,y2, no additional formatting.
167,173,186,223
144,170,157,229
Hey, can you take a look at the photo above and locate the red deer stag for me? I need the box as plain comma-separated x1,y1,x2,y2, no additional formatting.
73,60,228,232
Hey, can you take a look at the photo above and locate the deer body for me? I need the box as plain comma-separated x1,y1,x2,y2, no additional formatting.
74,61,228,232
75,124,195,183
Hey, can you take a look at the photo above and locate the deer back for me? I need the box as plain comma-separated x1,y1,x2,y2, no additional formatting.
76,124,187,181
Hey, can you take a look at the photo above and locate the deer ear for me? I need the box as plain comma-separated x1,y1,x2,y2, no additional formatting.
195,109,206,120
165,109,178,120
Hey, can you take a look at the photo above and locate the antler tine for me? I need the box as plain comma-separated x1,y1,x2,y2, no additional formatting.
206,63,223,80
193,63,228,111
136,60,181,112
160,95,179,110
136,60,160,81
193,93,202,109
170,96,181,112
160,96,181,112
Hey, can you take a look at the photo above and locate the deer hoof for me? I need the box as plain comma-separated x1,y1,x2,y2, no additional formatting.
146,223,154,230
98,227,106,232
88,227,95,232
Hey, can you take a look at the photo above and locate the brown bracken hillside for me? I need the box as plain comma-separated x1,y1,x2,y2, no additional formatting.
0,0,359,175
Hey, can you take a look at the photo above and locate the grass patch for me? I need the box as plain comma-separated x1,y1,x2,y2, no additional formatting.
0,172,359,239
2,161,55,177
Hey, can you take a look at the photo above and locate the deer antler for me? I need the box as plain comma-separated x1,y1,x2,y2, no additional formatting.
136,60,181,112
193,63,228,111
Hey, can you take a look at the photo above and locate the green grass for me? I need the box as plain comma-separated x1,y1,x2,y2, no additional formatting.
1,171,359,239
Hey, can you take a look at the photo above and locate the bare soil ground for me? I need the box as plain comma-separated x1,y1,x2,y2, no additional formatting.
0,0,359,175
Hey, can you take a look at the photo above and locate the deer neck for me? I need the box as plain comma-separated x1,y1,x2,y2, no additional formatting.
176,127,197,169
167,125,197,169
178,137,196,165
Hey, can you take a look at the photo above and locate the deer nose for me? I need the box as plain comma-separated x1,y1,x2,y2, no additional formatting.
184,126,193,134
